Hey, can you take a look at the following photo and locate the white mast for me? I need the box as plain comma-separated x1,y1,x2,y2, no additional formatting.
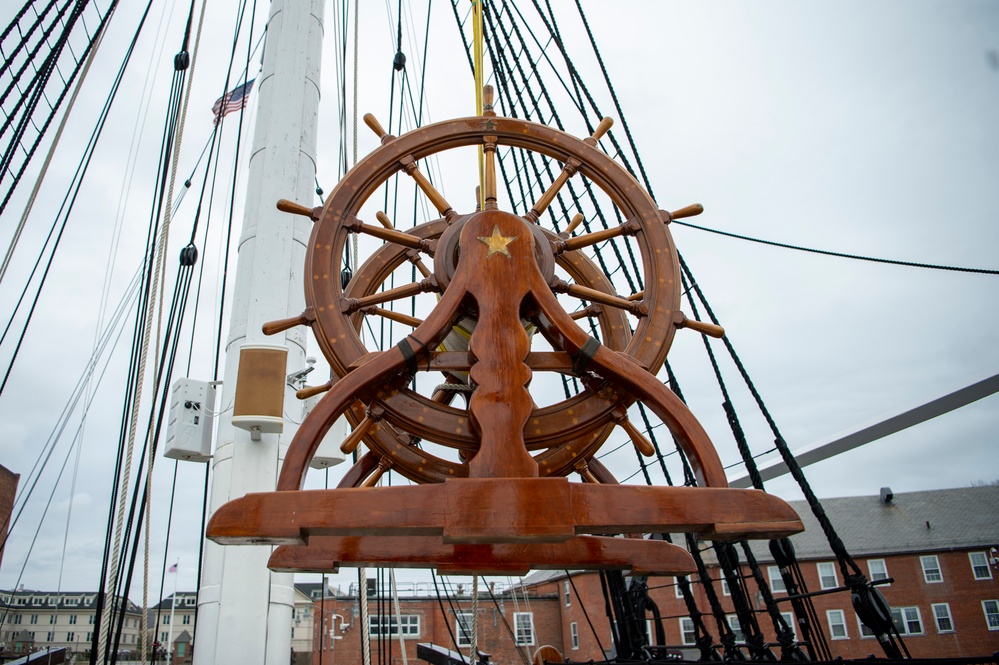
193,0,323,661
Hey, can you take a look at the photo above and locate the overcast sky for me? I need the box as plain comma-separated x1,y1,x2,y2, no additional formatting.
0,1,997,602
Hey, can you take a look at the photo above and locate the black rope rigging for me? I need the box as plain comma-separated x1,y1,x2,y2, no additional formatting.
673,219,999,276
0,0,121,217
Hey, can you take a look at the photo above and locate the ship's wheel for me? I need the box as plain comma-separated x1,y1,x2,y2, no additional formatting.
206,89,803,576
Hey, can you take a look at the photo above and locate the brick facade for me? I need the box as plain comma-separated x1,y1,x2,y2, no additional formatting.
311,591,562,664
0,464,19,572
527,546,999,660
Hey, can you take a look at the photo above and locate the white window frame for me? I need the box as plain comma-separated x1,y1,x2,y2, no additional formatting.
47,632,54,641
891,606,924,636
513,612,535,646
674,576,685,599
679,617,696,646
984,600,999,631
920,555,943,583
780,611,797,639
867,559,889,584
826,609,847,640
931,603,954,633
564,580,571,607
65,598,79,607
455,612,473,647
721,577,731,596
67,631,74,642
767,565,786,593
970,551,993,580
570,621,579,650
726,614,745,642
369,614,420,638
816,562,838,590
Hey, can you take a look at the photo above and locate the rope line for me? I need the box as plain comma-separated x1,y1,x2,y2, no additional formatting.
674,219,999,275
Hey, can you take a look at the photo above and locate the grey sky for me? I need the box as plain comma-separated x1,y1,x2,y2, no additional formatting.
0,1,996,601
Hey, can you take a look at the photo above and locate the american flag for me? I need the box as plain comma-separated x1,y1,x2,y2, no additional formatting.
211,79,255,124
168,562,178,573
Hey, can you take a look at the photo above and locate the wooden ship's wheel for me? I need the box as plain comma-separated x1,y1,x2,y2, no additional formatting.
206,89,803,576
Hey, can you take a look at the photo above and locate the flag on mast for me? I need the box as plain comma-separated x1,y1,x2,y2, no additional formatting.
211,79,255,124
169,562,178,573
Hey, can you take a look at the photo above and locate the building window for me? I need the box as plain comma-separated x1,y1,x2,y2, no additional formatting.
67,631,74,642
674,576,685,599
970,552,993,580
161,631,168,642
455,612,473,647
87,632,92,641
514,612,535,646
826,610,847,639
30,615,37,624
49,615,56,624
891,606,923,635
89,614,95,624
932,603,954,632
920,555,942,583
564,580,571,607
984,600,999,630
15,597,26,606
12,615,21,625
780,611,796,639
570,621,579,650
867,559,889,584
726,615,745,642
720,578,731,596
816,562,838,590
183,614,191,625
767,566,786,593
369,614,419,638
69,615,77,625
66,598,78,606
163,615,170,625
32,598,42,606
47,632,54,641
679,617,695,646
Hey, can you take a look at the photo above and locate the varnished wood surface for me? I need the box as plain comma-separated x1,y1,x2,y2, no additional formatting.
206,480,803,547
268,534,698,576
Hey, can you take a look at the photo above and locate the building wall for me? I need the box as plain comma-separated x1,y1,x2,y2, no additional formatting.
0,465,19,572
311,593,562,665
0,593,143,655
532,546,999,660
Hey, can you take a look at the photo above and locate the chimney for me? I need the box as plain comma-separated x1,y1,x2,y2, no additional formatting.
880,487,893,504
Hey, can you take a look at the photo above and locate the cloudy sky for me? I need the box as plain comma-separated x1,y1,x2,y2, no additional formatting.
0,0,997,602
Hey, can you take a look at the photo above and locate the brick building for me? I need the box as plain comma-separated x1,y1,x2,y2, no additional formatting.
311,583,562,664
523,485,999,660
0,464,18,572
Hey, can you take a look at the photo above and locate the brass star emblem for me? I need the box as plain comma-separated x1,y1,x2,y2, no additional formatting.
478,225,516,258
483,118,498,132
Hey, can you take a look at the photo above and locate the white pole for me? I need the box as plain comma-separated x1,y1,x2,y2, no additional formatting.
193,0,323,661
167,561,178,664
